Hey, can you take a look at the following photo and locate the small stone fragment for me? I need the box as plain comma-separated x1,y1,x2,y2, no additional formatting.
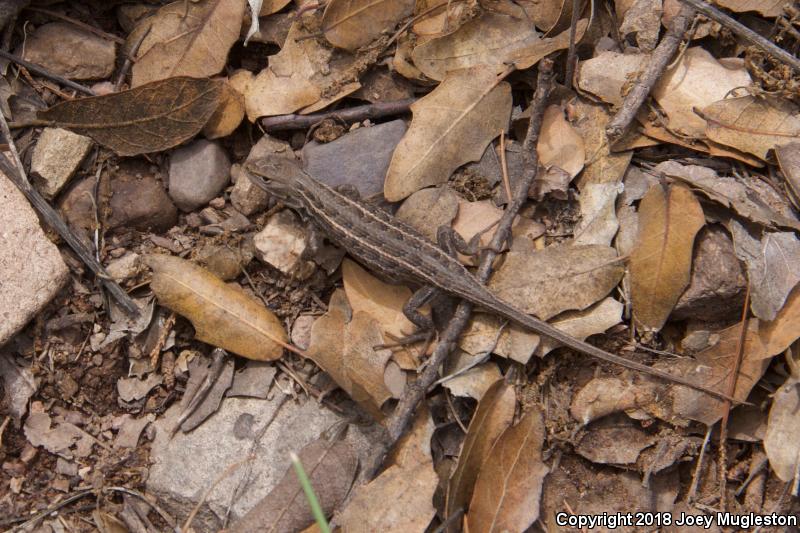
105,252,142,282
107,165,178,232
0,172,69,345
195,242,253,281
30,128,93,199
253,210,315,279
20,22,116,80
169,140,231,212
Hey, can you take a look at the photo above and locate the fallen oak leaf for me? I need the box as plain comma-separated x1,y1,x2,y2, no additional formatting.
322,0,415,51
146,254,295,361
38,77,223,156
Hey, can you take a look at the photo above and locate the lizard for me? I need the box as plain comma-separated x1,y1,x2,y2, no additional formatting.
245,158,739,403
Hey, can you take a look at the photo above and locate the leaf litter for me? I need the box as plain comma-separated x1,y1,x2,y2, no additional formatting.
5,0,800,530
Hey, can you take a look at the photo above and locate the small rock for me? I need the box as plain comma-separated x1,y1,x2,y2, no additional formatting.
209,197,226,209
56,458,78,476
303,119,407,199
253,210,315,280
674,225,746,321
30,128,93,199
0,172,69,345
147,395,376,531
290,314,315,350
105,252,142,282
107,164,178,232
20,22,116,80
169,140,231,212
195,242,253,281
231,135,295,215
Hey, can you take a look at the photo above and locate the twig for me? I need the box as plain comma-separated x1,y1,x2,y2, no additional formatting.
24,7,126,44
260,98,417,132
718,285,750,509
0,111,140,316
358,59,555,483
564,0,582,90
8,489,95,532
104,487,177,532
688,425,713,502
114,25,151,91
0,49,95,96
678,0,800,75
605,4,695,142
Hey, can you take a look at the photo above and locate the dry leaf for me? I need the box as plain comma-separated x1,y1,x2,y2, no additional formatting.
764,373,800,482
701,95,800,161
630,184,705,330
538,105,585,179
412,13,586,80
715,0,784,16
466,407,549,533
395,186,460,244
38,77,222,157
574,181,624,246
452,199,505,263
131,0,247,87
759,284,800,354
260,0,291,15
460,314,541,364
538,297,623,355
230,438,358,533
384,67,511,201
341,258,417,339
146,254,287,361
651,47,751,138
443,357,503,400
575,413,655,464
307,289,394,417
245,21,360,119
577,51,648,107
446,379,515,526
338,409,437,532
322,0,415,51
776,143,800,205
655,161,800,231
618,0,662,51
489,245,625,321
203,79,246,139
728,220,800,321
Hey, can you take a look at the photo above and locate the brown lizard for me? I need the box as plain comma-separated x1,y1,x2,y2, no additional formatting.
245,159,738,403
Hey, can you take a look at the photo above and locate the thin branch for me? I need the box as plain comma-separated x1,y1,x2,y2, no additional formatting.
0,114,140,316
679,0,800,74
605,4,695,142
0,49,95,96
260,98,417,132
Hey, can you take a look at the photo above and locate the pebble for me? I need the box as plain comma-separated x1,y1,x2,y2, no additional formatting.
20,22,116,80
0,171,69,345
253,210,315,280
30,128,93,199
169,140,231,212
105,252,142,282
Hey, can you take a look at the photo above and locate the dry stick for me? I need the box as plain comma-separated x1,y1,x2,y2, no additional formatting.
718,285,751,510
679,0,800,75
260,98,417,132
360,59,556,483
24,7,127,44
0,49,95,96
114,25,151,91
0,114,140,316
564,0,583,90
604,3,695,143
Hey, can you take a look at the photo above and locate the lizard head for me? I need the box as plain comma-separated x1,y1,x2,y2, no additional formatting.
244,157,305,204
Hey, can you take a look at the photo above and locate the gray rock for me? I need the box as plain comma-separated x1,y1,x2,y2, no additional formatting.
303,120,407,199
147,395,375,532
169,140,231,212
0,172,69,346
231,135,295,215
20,22,116,80
674,225,746,321
30,128,93,199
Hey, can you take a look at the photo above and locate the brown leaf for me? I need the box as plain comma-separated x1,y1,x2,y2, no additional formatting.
229,438,358,533
651,47,751,139
145,254,288,361
38,77,222,157
446,379,515,526
538,297,623,356
630,184,705,330
776,142,800,204
322,0,415,51
412,12,586,80
577,51,648,107
466,407,549,533
307,290,394,417
395,186,460,244
764,373,800,482
203,79,246,139
489,245,625,320
338,409,437,532
384,66,511,201
701,95,800,161
130,0,247,87
715,0,784,16
538,105,585,179
260,0,291,15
